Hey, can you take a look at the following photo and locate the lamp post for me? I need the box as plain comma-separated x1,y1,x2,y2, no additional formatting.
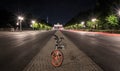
16,22,19,31
16,22,19,26
91,18,97,22
91,18,97,29
81,21,85,25
18,16,24,31
81,21,85,28
31,20,35,30
118,10,120,16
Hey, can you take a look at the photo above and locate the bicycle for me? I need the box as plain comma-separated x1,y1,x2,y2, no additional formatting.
51,35,64,67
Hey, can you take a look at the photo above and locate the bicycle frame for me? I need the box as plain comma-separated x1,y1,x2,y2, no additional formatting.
54,35,64,49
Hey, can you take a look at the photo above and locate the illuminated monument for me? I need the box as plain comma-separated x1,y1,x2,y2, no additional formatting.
53,22,64,30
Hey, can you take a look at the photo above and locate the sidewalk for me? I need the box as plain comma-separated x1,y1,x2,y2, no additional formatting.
23,31,103,71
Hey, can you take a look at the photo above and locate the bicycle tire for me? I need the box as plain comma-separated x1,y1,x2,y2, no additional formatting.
51,50,64,67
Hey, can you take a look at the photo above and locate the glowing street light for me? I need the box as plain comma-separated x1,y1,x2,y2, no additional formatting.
31,20,35,24
18,16,24,31
16,22,19,25
81,21,86,28
91,18,98,29
81,21,85,25
18,16,24,20
118,10,120,16
30,24,32,27
31,20,36,30
91,18,97,22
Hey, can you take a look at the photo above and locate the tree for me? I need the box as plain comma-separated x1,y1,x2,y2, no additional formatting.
86,21,93,29
32,22,39,30
105,14,118,29
77,24,84,29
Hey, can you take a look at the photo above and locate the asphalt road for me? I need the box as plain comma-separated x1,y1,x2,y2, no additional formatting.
0,31,56,71
62,30,120,71
23,31,103,71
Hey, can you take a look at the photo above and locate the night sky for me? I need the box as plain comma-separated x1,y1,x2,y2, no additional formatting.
0,0,97,24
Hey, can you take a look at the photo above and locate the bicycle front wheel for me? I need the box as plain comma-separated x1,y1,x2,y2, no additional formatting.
51,50,63,67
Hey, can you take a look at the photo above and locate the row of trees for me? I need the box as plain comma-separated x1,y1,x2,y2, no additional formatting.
65,0,120,30
65,14,119,30
0,9,52,30
31,22,51,30
65,22,85,29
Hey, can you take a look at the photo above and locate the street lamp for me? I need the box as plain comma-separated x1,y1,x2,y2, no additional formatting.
18,16,24,31
31,20,35,24
91,18,97,22
31,20,36,30
81,21,85,25
118,10,120,16
16,22,19,26
81,21,85,28
91,18,98,29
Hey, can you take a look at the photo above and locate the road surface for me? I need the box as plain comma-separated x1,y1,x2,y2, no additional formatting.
62,30,120,71
0,31,56,71
1,30,119,71
0,30,103,71
23,31,103,71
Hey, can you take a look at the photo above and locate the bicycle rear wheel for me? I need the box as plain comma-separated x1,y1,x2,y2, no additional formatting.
51,50,63,67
